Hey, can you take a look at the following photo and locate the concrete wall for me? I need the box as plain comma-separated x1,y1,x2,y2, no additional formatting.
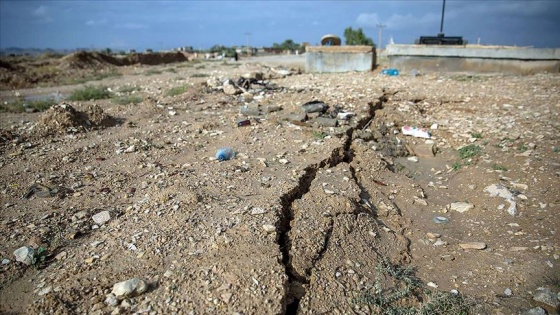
305,46,376,73
385,44,560,74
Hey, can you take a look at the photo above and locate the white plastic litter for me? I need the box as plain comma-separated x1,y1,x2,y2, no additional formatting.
402,126,431,139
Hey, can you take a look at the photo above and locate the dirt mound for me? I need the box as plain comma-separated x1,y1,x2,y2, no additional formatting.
123,51,188,65
36,104,116,134
60,51,189,69
60,51,122,69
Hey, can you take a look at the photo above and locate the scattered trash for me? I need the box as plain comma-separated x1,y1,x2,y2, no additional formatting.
402,126,431,139
23,183,56,199
301,100,328,113
484,184,517,216
336,111,355,120
216,147,235,161
237,119,251,127
433,216,449,224
381,68,399,76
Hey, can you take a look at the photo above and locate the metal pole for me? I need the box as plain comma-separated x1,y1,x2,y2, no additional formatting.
439,0,446,35
376,23,386,51
245,32,251,56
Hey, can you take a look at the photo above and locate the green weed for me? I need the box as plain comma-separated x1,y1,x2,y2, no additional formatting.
117,85,140,93
0,98,57,113
113,95,143,105
452,162,462,171
32,246,48,269
166,85,188,97
144,69,162,76
458,144,482,159
470,132,483,139
492,164,508,171
190,73,209,78
352,258,475,314
68,85,112,101
517,144,528,152
312,130,327,140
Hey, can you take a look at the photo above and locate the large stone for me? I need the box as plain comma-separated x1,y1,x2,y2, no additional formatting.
450,202,474,213
92,211,111,225
533,287,559,309
13,246,34,265
459,242,487,250
112,278,148,299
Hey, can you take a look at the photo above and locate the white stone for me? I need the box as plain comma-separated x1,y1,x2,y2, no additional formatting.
250,207,267,215
407,156,419,162
262,224,276,233
13,246,34,265
450,202,474,213
92,211,111,225
105,293,119,306
459,242,487,250
124,145,136,153
112,278,148,299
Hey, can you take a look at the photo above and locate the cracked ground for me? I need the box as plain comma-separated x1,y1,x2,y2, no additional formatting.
0,57,559,314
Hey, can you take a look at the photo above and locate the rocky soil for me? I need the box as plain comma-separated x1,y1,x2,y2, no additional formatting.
0,56,559,315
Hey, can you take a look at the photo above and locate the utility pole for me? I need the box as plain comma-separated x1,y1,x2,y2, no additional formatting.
376,23,386,51
245,32,251,56
439,0,446,36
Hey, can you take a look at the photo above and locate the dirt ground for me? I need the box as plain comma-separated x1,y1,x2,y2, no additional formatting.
0,53,559,315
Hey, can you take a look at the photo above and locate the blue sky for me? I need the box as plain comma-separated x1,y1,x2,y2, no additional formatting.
1,0,559,51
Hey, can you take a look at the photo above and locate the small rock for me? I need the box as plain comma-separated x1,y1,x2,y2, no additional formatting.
433,239,447,246
427,282,438,288
407,156,419,162
92,211,111,225
112,278,148,299
2,259,10,265
533,287,560,309
262,224,276,233
522,307,546,315
105,293,119,306
324,189,335,195
279,158,289,165
38,286,52,296
13,246,34,265
250,207,267,215
223,83,240,95
450,202,474,213
163,270,174,278
124,145,136,153
426,232,441,239
221,292,233,303
504,288,512,296
459,242,487,250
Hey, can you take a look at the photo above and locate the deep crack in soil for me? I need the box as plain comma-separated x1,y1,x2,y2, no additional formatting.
277,94,388,314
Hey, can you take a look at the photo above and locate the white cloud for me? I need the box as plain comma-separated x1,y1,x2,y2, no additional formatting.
115,23,148,30
32,5,53,23
385,12,440,31
86,19,108,26
356,13,380,27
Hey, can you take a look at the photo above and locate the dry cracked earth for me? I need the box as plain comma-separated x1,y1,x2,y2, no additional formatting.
0,57,559,315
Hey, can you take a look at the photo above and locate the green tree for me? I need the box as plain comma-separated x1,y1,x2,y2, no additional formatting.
343,27,375,46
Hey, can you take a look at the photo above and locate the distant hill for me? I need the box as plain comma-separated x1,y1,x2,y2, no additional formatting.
0,47,91,56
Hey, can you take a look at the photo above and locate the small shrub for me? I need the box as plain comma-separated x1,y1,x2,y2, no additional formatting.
470,132,483,139
68,85,112,101
166,85,188,97
458,144,482,159
32,246,48,269
452,162,462,171
190,73,209,78
312,130,327,140
117,85,140,93
0,98,57,113
144,69,162,76
165,68,177,73
517,143,528,152
492,164,508,171
554,147,560,153
113,95,143,105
